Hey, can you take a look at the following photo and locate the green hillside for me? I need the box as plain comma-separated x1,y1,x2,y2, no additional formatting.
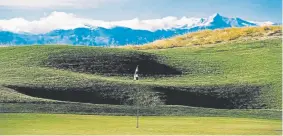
0,37,281,110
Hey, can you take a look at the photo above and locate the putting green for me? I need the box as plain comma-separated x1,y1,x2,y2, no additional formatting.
0,113,281,135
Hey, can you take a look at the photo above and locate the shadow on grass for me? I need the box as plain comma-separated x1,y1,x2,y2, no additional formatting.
44,52,182,76
6,85,123,105
154,85,264,109
6,83,266,109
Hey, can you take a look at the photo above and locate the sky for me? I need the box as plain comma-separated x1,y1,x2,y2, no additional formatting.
0,0,281,34
0,0,281,22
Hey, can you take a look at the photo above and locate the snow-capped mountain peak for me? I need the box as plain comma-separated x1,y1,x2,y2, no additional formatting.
202,13,229,27
199,13,261,28
209,13,223,20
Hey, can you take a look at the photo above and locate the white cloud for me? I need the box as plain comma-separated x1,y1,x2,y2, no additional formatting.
0,0,119,8
249,21,275,26
0,11,205,34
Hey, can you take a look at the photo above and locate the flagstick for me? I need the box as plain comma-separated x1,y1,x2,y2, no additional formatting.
134,65,139,128
136,100,139,128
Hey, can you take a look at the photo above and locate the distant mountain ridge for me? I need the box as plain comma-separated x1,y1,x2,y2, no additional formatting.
0,13,276,46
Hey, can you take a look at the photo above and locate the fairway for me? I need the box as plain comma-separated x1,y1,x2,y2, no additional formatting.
0,113,281,135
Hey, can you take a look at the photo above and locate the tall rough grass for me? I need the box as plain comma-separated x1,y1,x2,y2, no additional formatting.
125,26,282,50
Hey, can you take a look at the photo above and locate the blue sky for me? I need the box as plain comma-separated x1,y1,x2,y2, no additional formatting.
0,0,281,22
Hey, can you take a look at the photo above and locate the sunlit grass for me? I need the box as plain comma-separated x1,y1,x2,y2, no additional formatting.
125,26,281,50
0,113,281,135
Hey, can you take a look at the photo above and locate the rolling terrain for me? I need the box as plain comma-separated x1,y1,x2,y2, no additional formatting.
0,26,282,120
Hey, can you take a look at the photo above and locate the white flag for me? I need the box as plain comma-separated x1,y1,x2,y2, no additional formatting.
135,65,139,73
134,65,139,80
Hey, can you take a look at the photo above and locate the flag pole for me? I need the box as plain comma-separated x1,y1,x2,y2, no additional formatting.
134,65,139,128
136,99,139,128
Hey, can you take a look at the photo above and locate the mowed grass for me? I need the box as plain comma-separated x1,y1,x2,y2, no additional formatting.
0,113,281,135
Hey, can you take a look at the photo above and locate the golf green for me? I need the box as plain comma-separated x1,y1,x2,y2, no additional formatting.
0,113,281,135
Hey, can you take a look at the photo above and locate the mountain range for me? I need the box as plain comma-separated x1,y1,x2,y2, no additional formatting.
0,13,277,46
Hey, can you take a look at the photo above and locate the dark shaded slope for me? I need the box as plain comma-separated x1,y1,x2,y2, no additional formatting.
154,85,264,109
6,83,265,109
43,48,182,76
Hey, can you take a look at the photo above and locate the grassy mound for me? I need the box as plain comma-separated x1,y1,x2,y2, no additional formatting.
125,26,282,50
0,38,281,110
